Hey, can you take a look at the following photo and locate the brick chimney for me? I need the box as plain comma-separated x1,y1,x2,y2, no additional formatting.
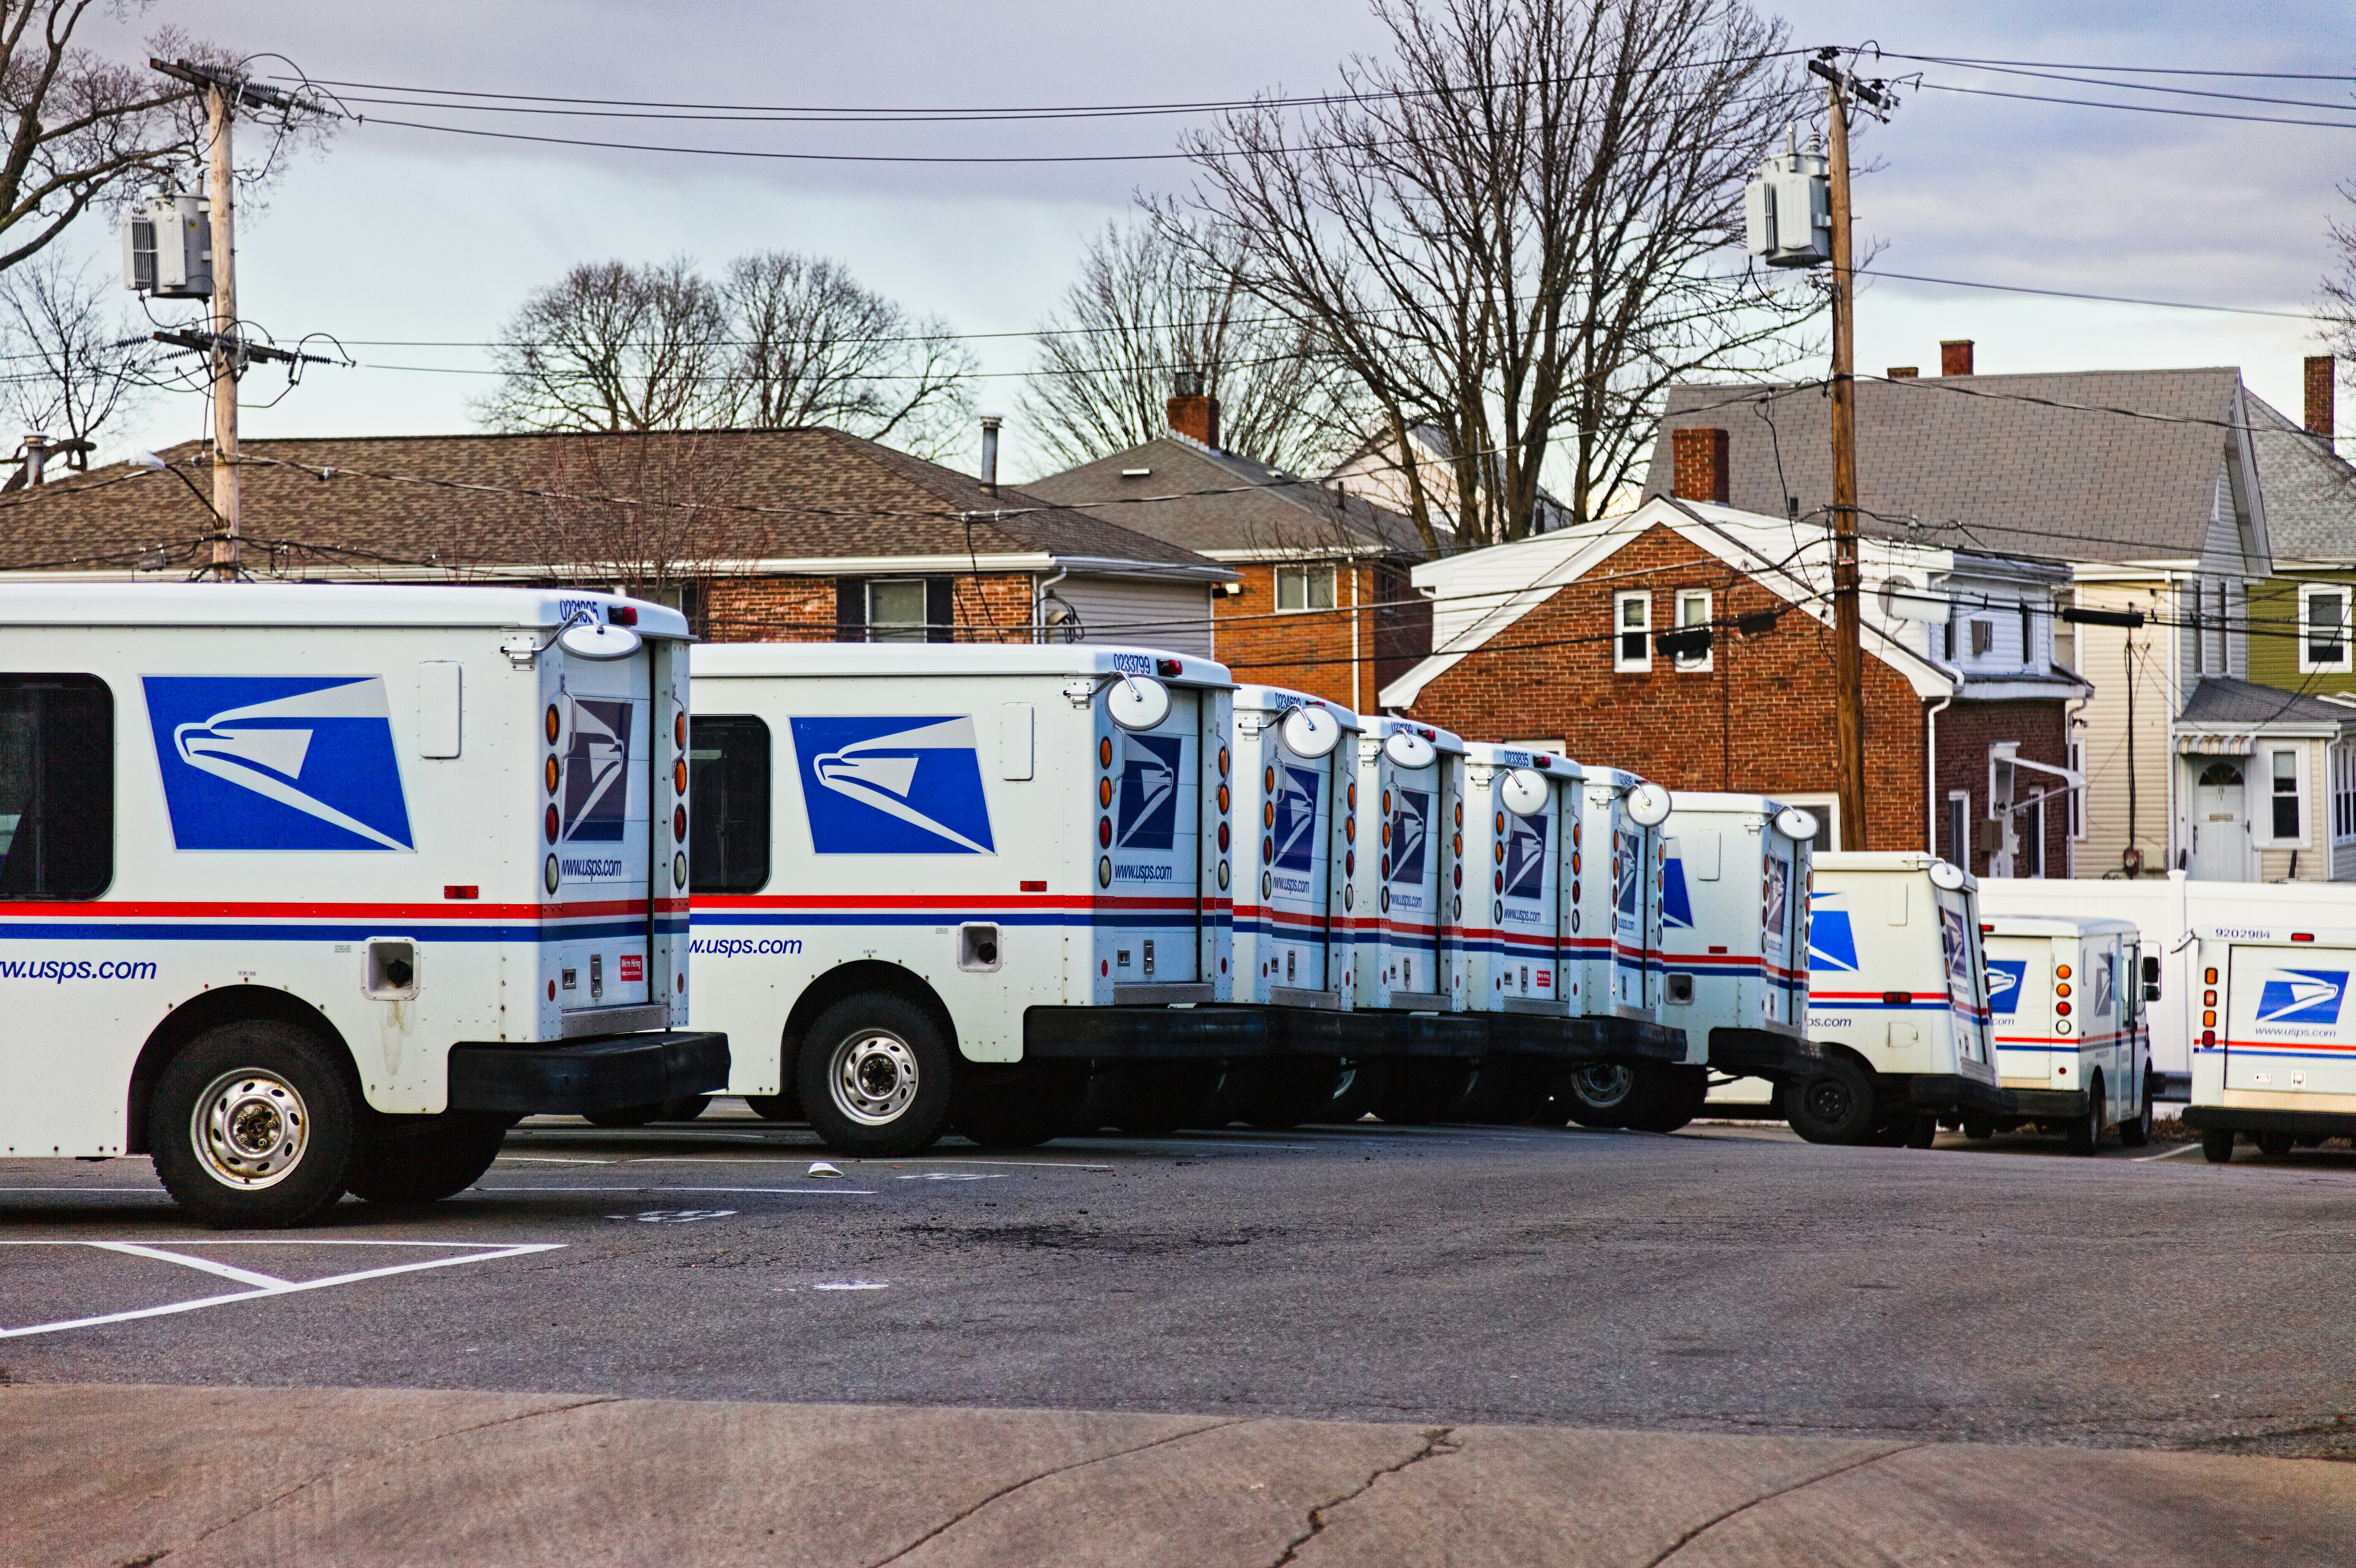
1887,366,1918,379
1166,371,1219,450
1940,339,1975,377
2306,355,2335,443
1670,427,1730,504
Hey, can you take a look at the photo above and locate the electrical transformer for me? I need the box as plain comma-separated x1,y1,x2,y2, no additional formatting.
121,193,211,299
1743,147,1830,269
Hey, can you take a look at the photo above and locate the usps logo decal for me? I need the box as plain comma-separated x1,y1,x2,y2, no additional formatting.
561,697,634,842
144,676,413,852
1387,788,1430,886
1662,847,1693,930
1114,733,1184,853
791,716,996,855
2256,969,2347,1027
1272,764,1320,873
1614,826,1640,932
1987,959,2028,1017
1502,812,1547,901
1808,894,1859,973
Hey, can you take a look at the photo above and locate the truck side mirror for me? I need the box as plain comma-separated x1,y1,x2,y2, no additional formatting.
2142,955,2160,984
2144,983,2162,1002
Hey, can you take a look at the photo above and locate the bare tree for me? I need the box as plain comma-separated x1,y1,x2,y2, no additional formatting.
0,247,144,449
474,258,734,433
723,250,974,460
528,431,747,613
1022,218,1372,473
2323,183,2356,402
1161,0,1814,551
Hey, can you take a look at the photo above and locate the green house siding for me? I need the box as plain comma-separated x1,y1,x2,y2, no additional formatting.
2247,572,2356,699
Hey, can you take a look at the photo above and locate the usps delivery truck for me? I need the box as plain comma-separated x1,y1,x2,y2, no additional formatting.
1980,915,2155,1152
2184,926,2356,1162
1552,765,1691,1129
686,644,1251,1155
1656,793,1822,1108
0,584,726,1227
1792,852,2004,1145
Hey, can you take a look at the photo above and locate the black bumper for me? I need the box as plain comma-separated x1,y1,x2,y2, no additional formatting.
1598,1017,1688,1065
1903,1072,2013,1115
2184,1105,2356,1138
1025,1004,1270,1060
1480,1012,1608,1061
447,1031,729,1115
1707,1028,1821,1080
2008,1087,2090,1120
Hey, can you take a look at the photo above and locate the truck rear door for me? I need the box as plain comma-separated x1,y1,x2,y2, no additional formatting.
1106,680,1202,986
549,649,654,1024
1760,829,1802,1025
2224,942,2356,1097
1264,732,1335,991
1493,766,1558,1001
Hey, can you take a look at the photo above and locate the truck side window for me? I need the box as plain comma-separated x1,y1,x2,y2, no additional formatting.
0,675,111,900
688,716,770,894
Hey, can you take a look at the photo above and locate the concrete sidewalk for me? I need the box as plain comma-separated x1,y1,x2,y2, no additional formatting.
4,1383,2349,1566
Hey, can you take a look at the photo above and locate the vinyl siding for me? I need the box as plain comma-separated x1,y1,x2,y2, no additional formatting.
1054,573,1214,658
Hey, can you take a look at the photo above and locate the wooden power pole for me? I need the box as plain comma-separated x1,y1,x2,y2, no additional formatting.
204,80,239,578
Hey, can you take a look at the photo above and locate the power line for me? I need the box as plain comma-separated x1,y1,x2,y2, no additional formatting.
1860,269,2317,322
1912,79,2356,132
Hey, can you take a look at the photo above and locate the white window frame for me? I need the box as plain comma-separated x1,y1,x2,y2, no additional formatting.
1614,591,1652,673
2018,602,2037,671
2333,743,2356,845
1968,618,1995,658
2067,739,2086,841
2021,789,2046,878
1779,791,1840,852
1945,790,1970,866
866,578,931,643
2299,583,2353,674
2259,744,2308,849
1274,564,1338,613
1672,589,1713,672
2187,581,2206,675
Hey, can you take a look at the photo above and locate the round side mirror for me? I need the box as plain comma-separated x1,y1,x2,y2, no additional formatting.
1499,768,1549,818
1625,781,1672,827
557,621,642,661
1774,806,1820,843
1106,675,1172,732
1383,729,1436,770
1279,704,1343,759
1928,859,1968,891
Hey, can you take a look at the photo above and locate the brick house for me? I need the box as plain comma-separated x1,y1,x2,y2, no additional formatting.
1381,492,2083,870
1025,388,1433,710
0,427,1233,650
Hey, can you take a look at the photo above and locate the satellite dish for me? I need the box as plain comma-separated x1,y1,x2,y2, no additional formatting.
1383,729,1436,770
1625,781,1673,827
1106,675,1172,732
1928,859,1969,891
1499,768,1549,818
1279,705,1342,759
557,621,642,661
1773,806,1820,843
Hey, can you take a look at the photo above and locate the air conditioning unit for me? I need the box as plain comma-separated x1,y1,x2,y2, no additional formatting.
122,193,211,299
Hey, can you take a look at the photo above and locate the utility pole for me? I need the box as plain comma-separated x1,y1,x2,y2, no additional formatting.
1806,49,1892,850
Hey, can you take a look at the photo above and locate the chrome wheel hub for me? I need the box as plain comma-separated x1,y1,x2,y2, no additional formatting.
1572,1063,1636,1110
191,1068,310,1190
829,1031,919,1127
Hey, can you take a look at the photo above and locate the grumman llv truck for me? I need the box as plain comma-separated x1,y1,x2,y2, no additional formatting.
2185,925,2356,1162
1980,914,2155,1152
686,644,1248,1154
1552,764,1689,1129
0,584,726,1227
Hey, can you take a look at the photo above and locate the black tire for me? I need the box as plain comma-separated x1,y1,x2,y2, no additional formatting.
1372,1060,1478,1125
2065,1073,2104,1157
2201,1128,2235,1164
150,1020,357,1229
1244,1058,1346,1130
1063,1067,1127,1135
2116,1070,2154,1148
1562,1063,1641,1129
1961,1115,1995,1141
1192,1067,1252,1130
2255,1130,2295,1157
1323,1060,1389,1124
1110,1062,1222,1135
952,1062,1088,1149
797,991,954,1156
1627,1066,1709,1134
1902,1112,1938,1149
744,1090,803,1123
582,1103,665,1128
657,1095,710,1122
1786,1056,1879,1145
346,1112,506,1205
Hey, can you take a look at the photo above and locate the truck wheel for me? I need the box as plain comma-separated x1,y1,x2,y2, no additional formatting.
2065,1073,2105,1156
347,1112,507,1205
1563,1063,1640,1129
952,1062,1088,1149
2255,1130,2295,1157
583,1103,664,1128
1324,1060,1389,1124
1626,1066,1708,1134
657,1096,710,1122
744,1090,803,1123
797,992,953,1156
1245,1058,1345,1130
1961,1116,1995,1141
1786,1058,1878,1145
150,1021,357,1229
2116,1071,2154,1148
2201,1128,2235,1163
1903,1112,1938,1149
1373,1060,1477,1125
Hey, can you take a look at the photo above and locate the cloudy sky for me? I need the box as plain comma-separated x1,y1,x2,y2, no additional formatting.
69,0,2356,483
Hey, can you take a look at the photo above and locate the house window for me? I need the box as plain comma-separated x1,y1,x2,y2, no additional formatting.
1672,590,1712,671
2018,603,2035,670
1943,615,1957,663
1614,592,1652,672
1946,791,1970,866
866,579,933,643
1275,565,1338,612
2270,747,2302,842
1780,792,1838,852
2334,744,2356,844
2189,583,2205,675
2067,739,2086,840
1969,619,1994,657
2300,584,2352,674
2021,790,2045,878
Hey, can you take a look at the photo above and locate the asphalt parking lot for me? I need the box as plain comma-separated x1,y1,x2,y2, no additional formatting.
5,1103,2352,1464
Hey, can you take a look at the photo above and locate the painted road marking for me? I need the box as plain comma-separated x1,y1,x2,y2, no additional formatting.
2135,1143,2205,1162
0,1240,564,1339
474,1184,874,1195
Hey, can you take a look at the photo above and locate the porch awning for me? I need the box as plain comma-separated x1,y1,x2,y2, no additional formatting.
2175,733,2257,756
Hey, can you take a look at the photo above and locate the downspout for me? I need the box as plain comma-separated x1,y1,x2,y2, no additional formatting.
2064,682,2094,880
2161,572,2182,875
1924,640,1961,858
1033,566,1067,644
1350,551,1363,712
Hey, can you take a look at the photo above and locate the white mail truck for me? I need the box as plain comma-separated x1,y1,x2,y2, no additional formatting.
1979,915,2155,1152
1551,765,1691,1129
0,583,726,1227
686,644,1250,1154
2184,926,2356,1162
1791,852,2005,1145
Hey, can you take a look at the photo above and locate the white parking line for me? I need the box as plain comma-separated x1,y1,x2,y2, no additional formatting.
473,1184,875,1195
0,1240,565,1339
2136,1143,2205,1162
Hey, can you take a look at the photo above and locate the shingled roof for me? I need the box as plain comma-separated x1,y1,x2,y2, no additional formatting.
2244,394,2356,563
1025,434,1430,560
0,427,1229,580
1641,368,2254,566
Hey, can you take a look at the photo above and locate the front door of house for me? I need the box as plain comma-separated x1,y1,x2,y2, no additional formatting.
2189,759,2252,881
